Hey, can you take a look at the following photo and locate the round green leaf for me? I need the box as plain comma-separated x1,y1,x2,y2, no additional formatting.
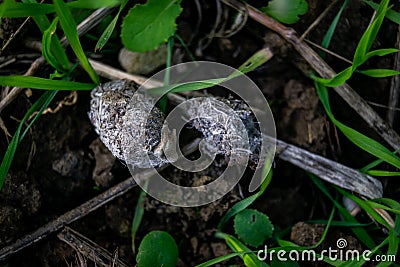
121,0,182,52
136,231,178,267
234,209,274,248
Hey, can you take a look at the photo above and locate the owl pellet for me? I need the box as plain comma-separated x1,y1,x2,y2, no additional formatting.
88,80,166,168
188,97,262,168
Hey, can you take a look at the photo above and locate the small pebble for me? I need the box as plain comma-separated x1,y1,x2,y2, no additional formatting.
118,45,167,75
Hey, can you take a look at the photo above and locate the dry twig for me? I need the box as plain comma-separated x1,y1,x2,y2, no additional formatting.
275,139,382,199
58,227,130,267
88,58,187,104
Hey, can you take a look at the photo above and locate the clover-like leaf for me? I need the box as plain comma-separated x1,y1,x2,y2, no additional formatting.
261,0,308,24
234,209,274,248
121,0,182,52
136,231,178,267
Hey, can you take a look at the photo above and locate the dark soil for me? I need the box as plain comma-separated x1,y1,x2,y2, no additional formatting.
1,0,399,266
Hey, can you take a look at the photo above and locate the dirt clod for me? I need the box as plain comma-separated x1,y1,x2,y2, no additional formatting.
290,222,325,246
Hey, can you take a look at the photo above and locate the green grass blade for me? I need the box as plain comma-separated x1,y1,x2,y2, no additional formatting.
312,66,353,87
149,78,227,95
306,220,371,227
42,17,70,73
0,0,119,17
235,48,273,76
95,0,129,52
0,91,57,189
332,120,400,169
365,170,400,176
309,207,335,248
357,69,400,78
67,0,120,9
0,134,18,189
395,215,400,234
360,148,400,172
360,158,385,172
353,0,389,65
365,48,399,60
219,195,259,230
366,201,400,214
131,185,147,254
0,1,53,17
321,0,349,49
273,209,336,266
337,187,391,229
373,198,400,211
149,48,272,95
195,252,244,267
277,207,335,251
175,34,196,61
316,82,400,169
95,15,118,52
0,76,94,90
20,91,57,141
53,0,99,84
215,232,269,267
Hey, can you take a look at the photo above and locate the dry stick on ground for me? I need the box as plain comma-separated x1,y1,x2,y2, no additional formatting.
58,227,130,267
88,58,187,105
0,139,201,262
304,39,353,65
1,17,31,54
88,59,158,87
0,7,113,114
275,139,382,199
221,0,400,151
387,25,400,128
